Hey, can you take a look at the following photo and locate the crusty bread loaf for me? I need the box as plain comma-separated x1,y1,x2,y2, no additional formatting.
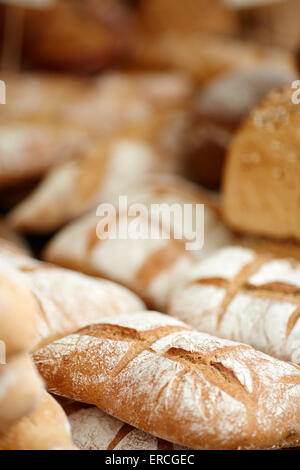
3,72,191,137
23,0,135,72
33,311,300,450
8,112,188,233
223,86,300,241
184,64,296,189
0,354,43,431
169,246,300,364
0,241,144,350
60,399,185,450
0,122,87,189
43,177,234,310
0,391,76,450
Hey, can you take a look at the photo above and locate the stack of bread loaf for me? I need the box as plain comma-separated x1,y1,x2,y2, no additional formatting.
0,0,300,451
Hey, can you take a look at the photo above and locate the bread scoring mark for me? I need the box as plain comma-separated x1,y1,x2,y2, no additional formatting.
107,423,133,450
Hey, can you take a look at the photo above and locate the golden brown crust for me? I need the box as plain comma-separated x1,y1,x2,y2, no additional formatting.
33,311,300,450
223,86,300,241
0,241,144,351
59,398,183,450
169,246,300,363
23,1,136,72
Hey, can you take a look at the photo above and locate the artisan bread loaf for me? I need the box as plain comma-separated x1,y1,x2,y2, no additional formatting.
43,177,234,309
0,391,75,450
61,399,185,450
0,122,87,189
33,311,300,450
0,354,43,431
169,246,300,363
223,86,300,241
8,113,187,233
0,241,144,350
184,64,296,188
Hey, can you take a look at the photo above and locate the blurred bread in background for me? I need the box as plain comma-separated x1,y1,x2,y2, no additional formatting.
223,85,300,242
183,63,296,188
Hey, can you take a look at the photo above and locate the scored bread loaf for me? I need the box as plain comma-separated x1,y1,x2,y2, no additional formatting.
33,311,300,450
0,241,144,350
0,122,87,189
169,246,300,364
43,177,234,310
0,354,43,431
3,72,191,137
0,391,76,450
8,113,187,233
60,399,185,450
222,86,300,241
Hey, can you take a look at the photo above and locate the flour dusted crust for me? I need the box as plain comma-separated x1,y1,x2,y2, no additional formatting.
0,354,43,431
0,241,144,351
8,113,188,233
0,122,87,189
61,400,185,450
3,72,191,136
43,177,234,309
33,311,300,449
169,246,300,363
223,86,300,241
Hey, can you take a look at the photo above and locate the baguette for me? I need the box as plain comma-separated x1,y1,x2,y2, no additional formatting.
222,86,300,241
0,354,43,431
61,399,185,450
33,311,300,450
169,246,300,363
0,241,144,350
0,391,76,450
43,177,234,310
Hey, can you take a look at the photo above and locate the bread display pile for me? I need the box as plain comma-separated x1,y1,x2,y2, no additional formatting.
0,0,300,452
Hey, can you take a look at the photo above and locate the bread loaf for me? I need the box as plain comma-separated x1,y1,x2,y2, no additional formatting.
61,399,185,450
169,246,300,363
33,311,300,449
223,86,300,241
0,259,38,356
132,32,295,84
8,113,188,233
0,122,87,189
43,177,234,309
0,241,144,350
0,354,43,431
184,64,296,188
0,391,76,450
23,0,135,72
